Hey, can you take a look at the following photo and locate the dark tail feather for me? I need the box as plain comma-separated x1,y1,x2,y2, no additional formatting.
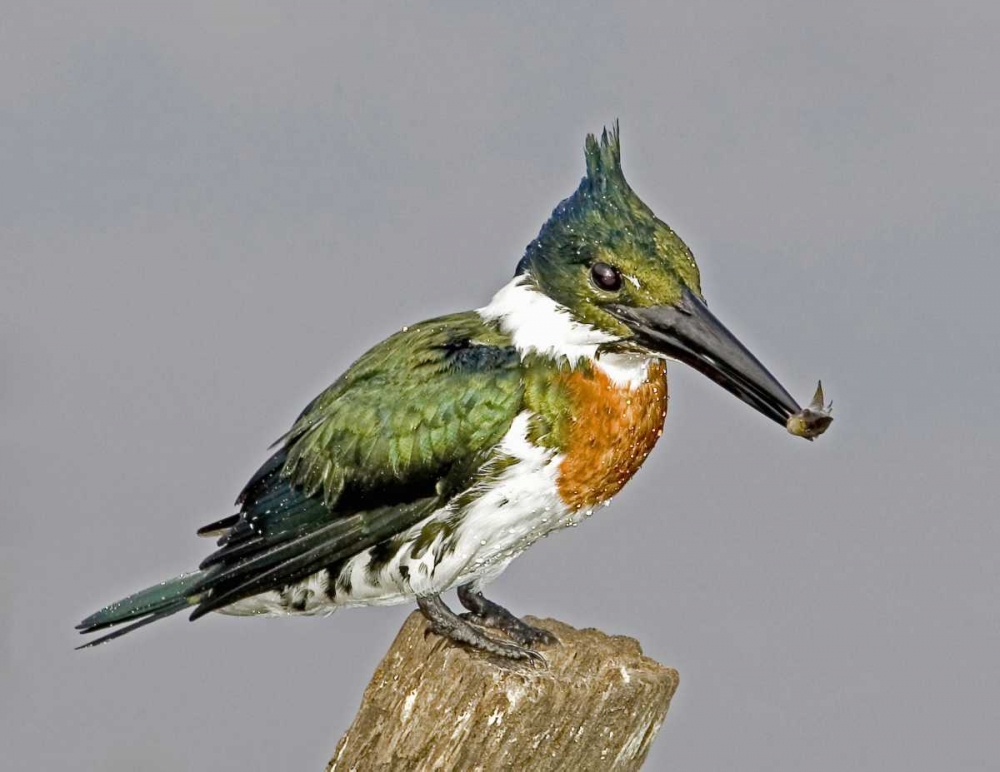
76,571,205,649
76,598,191,649
196,514,240,538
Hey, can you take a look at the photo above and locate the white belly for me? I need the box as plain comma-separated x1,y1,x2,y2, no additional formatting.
334,411,578,605
220,412,592,617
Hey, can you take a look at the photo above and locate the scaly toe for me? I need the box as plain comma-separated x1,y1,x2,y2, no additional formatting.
493,639,547,664
509,621,559,648
460,611,558,648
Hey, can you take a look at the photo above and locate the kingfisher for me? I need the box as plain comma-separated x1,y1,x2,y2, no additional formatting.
78,126,832,660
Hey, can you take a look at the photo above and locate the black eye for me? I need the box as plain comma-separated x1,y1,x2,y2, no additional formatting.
590,262,622,292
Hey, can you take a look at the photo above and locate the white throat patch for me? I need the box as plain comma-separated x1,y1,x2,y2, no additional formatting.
479,274,652,389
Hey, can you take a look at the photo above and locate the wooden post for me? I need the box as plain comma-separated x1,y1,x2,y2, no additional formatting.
328,612,679,771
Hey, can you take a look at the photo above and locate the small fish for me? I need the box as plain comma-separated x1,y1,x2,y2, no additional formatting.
786,381,834,440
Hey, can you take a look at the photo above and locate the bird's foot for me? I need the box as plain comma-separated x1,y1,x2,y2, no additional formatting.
461,611,559,648
417,594,545,665
457,584,560,648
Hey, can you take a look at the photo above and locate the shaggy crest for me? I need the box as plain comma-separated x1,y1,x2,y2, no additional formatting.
583,121,626,195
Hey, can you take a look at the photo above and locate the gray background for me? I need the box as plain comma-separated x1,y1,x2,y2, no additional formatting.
2,2,998,770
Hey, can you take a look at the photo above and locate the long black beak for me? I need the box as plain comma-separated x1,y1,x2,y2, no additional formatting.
607,289,802,427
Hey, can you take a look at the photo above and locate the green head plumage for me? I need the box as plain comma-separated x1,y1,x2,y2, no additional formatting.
515,124,828,440
517,123,702,336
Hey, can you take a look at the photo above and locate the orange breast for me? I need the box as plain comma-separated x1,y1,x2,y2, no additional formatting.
557,360,668,510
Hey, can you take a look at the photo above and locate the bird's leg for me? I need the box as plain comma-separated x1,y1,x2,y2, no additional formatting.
457,583,559,647
417,594,544,663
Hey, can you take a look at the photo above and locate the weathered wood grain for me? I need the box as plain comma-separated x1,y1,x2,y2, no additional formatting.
328,612,678,771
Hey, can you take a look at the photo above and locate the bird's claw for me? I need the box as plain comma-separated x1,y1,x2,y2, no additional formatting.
460,611,560,648
425,617,546,665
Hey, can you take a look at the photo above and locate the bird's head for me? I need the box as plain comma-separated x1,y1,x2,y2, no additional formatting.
517,124,818,432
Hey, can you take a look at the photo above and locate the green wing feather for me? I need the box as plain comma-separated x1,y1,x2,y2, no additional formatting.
280,313,522,504
188,312,524,617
